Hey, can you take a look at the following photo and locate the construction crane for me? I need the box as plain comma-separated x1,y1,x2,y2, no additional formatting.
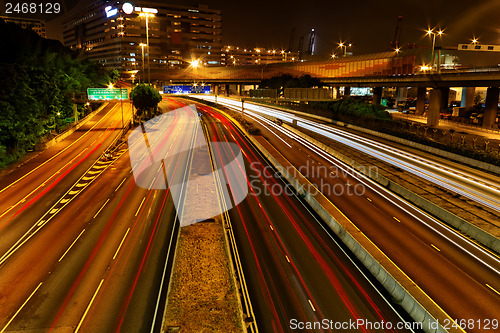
390,16,403,51
297,35,304,58
288,27,296,52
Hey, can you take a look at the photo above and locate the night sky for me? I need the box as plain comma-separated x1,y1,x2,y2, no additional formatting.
4,0,500,57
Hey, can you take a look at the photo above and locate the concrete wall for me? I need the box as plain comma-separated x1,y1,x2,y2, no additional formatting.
36,103,109,150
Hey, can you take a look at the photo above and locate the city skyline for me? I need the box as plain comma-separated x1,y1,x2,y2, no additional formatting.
3,0,500,55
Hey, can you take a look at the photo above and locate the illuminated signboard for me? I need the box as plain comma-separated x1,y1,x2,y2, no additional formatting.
105,5,118,17
134,7,158,14
163,85,211,94
88,88,128,100
122,2,134,14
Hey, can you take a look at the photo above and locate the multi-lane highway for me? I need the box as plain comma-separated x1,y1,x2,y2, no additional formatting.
0,97,419,333
0,100,178,332
190,95,500,332
193,95,500,214
190,99,416,332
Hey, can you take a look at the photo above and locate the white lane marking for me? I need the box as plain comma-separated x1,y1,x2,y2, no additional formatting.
59,229,86,262
113,228,130,260
135,197,146,217
93,199,110,219
269,225,274,231
69,190,80,195
74,279,104,333
285,255,290,263
1,282,43,333
431,244,441,252
393,217,401,223
49,208,59,215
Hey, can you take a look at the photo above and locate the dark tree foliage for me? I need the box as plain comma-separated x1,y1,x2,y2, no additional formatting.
0,18,112,167
130,84,162,121
259,74,323,96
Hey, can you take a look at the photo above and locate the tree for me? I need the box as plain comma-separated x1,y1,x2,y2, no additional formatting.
108,69,120,84
130,84,162,121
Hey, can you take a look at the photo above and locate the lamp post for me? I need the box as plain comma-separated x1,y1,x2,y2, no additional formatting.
139,43,146,84
139,12,155,85
338,42,346,56
426,29,443,72
109,83,124,129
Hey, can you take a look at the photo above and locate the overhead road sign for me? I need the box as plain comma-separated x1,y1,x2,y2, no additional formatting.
87,88,128,100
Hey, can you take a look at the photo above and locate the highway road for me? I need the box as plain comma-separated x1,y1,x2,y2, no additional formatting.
182,99,416,332
0,100,190,332
0,101,132,224
193,95,500,214
0,97,416,333
190,95,500,333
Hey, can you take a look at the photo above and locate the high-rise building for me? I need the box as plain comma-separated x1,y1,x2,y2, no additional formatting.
0,16,46,37
221,45,299,66
61,1,222,80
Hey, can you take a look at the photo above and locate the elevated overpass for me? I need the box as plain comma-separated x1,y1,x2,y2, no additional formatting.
148,51,500,128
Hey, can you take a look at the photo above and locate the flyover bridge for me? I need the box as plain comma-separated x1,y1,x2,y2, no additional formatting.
149,51,500,128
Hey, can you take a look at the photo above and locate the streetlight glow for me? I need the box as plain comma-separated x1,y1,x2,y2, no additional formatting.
191,59,200,68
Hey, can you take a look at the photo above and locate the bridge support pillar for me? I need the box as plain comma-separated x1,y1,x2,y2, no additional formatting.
237,84,242,96
372,87,382,105
416,87,426,115
343,86,351,97
483,87,499,128
224,84,230,96
427,88,448,127
334,87,340,99
396,87,408,106
461,87,475,108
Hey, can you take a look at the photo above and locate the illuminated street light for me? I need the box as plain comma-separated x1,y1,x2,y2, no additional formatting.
395,47,401,54
191,59,200,68
139,11,155,84
426,28,444,72
139,43,146,83
472,37,479,44
338,41,351,56
331,53,337,59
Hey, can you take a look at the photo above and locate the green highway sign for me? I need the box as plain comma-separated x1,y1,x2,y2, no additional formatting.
87,88,128,100
65,117,75,123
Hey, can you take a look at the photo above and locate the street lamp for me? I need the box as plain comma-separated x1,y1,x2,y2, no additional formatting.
109,83,125,129
338,42,346,56
426,28,443,72
139,12,155,84
139,43,146,83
